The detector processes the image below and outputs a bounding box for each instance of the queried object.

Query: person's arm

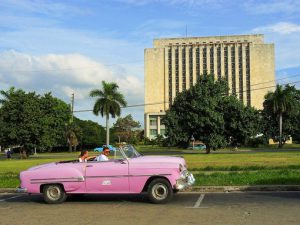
[86,156,96,161]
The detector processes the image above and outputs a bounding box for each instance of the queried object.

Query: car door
[85,159,129,193]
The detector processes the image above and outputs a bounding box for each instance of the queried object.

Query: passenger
[78,150,94,162]
[95,147,110,161]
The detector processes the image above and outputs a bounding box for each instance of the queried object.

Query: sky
[0,0,300,127]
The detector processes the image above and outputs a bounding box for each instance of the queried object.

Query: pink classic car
[18,145,195,204]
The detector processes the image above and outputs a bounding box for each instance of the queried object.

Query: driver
[95,147,110,161]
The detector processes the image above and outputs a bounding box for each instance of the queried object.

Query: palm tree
[90,81,127,145]
[264,85,295,147]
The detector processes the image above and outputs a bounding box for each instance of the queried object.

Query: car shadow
[67,193,149,204]
[12,193,150,204]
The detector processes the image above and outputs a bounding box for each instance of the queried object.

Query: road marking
[193,194,205,208]
[186,194,207,209]
[0,195,22,202]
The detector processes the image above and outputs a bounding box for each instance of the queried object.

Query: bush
[246,137,266,147]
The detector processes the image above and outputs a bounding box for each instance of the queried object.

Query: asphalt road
[0,192,299,225]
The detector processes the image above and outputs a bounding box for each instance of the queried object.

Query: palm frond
[90,81,127,119]
[90,89,104,98]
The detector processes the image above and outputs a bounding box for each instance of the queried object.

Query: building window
[196,47,200,80]
[149,116,157,126]
[231,45,236,96]
[175,48,179,94]
[217,46,221,80]
[246,45,251,106]
[182,47,186,90]
[210,46,214,75]
[224,46,229,95]
[150,129,157,136]
[203,47,207,74]
[189,47,193,86]
[238,45,243,102]
[168,48,172,105]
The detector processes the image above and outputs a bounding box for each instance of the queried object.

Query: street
[0,192,299,225]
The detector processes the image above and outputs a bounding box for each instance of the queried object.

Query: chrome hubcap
[152,183,168,200]
[47,186,61,201]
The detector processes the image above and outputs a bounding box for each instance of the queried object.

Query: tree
[219,96,261,146]
[0,88,42,152]
[163,74,261,153]
[74,117,105,146]
[263,85,297,147]
[90,81,127,145]
[163,74,228,153]
[263,85,299,147]
[39,93,71,151]
[112,114,141,143]
[65,123,82,152]
[0,87,70,154]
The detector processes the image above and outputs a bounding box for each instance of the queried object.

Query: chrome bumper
[174,172,195,190]
[16,187,27,193]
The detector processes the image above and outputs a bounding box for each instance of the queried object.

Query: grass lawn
[194,170,300,186]
[1,150,300,188]
[185,151,300,170]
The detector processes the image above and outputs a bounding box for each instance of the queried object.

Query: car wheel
[43,184,67,204]
[147,178,173,204]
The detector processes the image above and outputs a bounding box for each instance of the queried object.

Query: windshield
[111,148,125,160]
[119,145,141,159]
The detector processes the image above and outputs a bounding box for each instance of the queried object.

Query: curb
[0,188,17,193]
[187,185,300,193]
[1,185,300,194]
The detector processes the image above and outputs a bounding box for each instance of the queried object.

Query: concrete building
[144,34,275,139]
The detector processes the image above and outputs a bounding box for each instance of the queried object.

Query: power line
[73,79,300,113]
[245,74,300,87]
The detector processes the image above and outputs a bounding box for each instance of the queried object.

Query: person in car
[95,147,110,161]
[78,150,94,162]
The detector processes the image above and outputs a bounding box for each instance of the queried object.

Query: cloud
[252,22,300,34]
[0,50,144,108]
[244,0,300,15]
[251,22,300,70]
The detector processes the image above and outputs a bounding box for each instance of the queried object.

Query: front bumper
[174,171,195,190]
[16,187,27,193]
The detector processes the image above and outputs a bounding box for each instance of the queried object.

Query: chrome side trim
[85,174,172,179]
[31,177,82,181]
[30,176,85,184]
[30,180,84,184]
[29,174,172,184]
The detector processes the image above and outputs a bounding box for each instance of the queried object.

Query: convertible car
[18,145,195,204]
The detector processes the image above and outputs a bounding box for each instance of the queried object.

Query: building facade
[144,34,275,139]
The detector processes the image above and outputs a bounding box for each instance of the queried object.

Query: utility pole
[71,93,74,123]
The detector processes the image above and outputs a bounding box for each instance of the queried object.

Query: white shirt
[78,158,87,162]
[95,154,108,162]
